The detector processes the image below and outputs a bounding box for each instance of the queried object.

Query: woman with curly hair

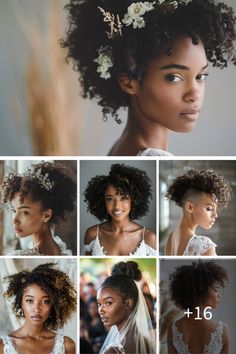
[62,0,236,156]
[167,261,229,354]
[1,161,76,256]
[165,170,232,256]
[83,163,156,256]
[97,261,156,354]
[0,263,77,354]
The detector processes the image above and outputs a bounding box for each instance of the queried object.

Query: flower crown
[95,0,192,79]
[26,167,54,191]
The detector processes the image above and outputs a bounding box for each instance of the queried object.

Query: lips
[180,108,200,115]
[14,227,23,233]
[100,316,109,323]
[112,210,123,215]
[31,315,43,321]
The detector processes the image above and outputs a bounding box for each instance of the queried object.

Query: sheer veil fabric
[99,282,156,354]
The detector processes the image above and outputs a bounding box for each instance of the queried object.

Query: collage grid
[0,156,235,353]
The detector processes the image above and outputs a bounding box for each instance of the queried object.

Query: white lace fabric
[172,320,224,354]
[183,235,217,256]
[102,343,125,354]
[84,226,156,256]
[0,333,65,354]
[137,147,173,156]
[8,236,72,256]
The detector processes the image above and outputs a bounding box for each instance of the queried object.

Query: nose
[114,198,121,208]
[12,213,19,225]
[183,81,203,103]
[33,303,41,313]
[98,304,105,315]
[213,210,218,219]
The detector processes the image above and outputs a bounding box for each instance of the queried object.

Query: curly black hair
[99,261,142,307]
[169,261,228,310]
[3,263,77,330]
[61,0,236,121]
[166,169,231,211]
[1,161,77,224]
[84,163,152,221]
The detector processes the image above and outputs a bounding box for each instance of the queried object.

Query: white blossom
[94,46,113,80]
[122,2,155,29]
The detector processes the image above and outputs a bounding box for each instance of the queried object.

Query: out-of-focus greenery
[80,257,156,282]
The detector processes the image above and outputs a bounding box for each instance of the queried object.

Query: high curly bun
[100,261,142,306]
[166,169,231,211]
[112,261,142,281]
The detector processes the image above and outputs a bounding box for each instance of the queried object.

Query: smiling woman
[0,263,77,354]
[62,0,236,155]
[83,163,156,256]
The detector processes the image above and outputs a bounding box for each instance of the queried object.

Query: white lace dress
[137,148,173,156]
[84,226,156,256]
[8,236,72,256]
[100,343,125,354]
[183,235,217,256]
[0,333,65,354]
[172,320,224,354]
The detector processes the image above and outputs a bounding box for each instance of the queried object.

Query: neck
[31,225,53,248]
[178,213,198,237]
[109,105,169,155]
[109,218,132,232]
[20,323,46,339]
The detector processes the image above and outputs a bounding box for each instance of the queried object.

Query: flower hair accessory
[26,167,54,191]
[122,2,155,29]
[98,7,122,39]
[94,46,113,79]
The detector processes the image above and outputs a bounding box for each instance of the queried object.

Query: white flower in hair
[94,46,113,80]
[122,2,155,29]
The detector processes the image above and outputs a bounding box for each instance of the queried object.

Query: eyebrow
[16,205,31,210]
[160,63,209,71]
[98,296,114,301]
[24,295,50,298]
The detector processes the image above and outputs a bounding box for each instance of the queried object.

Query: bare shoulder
[84,225,98,244]
[144,228,156,249]
[0,339,4,354]
[64,336,76,354]
[202,245,217,256]
[165,232,173,255]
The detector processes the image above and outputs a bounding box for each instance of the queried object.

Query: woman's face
[11,192,52,237]
[21,283,52,326]
[131,36,208,132]
[104,185,131,221]
[190,193,218,229]
[204,285,221,309]
[97,287,131,330]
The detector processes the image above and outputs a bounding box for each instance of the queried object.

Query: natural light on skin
[117,36,209,154]
[104,185,132,222]
[21,284,52,326]
[189,193,218,230]
[11,192,51,238]
[97,287,131,330]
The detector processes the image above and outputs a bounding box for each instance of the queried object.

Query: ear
[125,298,134,311]
[43,209,53,223]
[184,201,194,213]
[118,74,139,95]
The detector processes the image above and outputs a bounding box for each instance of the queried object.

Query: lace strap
[172,321,191,354]
[84,239,96,252]
[51,333,65,354]
[142,226,146,240]
[0,336,18,354]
